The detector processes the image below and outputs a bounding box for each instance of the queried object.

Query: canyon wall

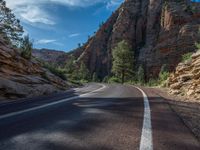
[73,0,200,80]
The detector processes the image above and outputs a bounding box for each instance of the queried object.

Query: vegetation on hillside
[0,0,23,46]
[182,52,193,62]
[20,35,33,60]
[0,0,34,60]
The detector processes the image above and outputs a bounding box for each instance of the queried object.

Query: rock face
[33,49,68,66]
[73,0,200,80]
[168,50,200,100]
[0,39,69,100]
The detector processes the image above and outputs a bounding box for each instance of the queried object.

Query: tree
[65,55,76,74]
[20,35,33,59]
[137,65,145,84]
[78,43,81,48]
[79,62,90,81]
[0,0,23,46]
[159,64,169,82]
[112,40,134,83]
[92,72,99,82]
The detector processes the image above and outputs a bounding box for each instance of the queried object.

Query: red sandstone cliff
[72,0,200,80]
[0,38,69,100]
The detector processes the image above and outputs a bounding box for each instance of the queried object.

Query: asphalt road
[0,83,199,150]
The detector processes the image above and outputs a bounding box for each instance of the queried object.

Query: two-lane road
[0,84,199,150]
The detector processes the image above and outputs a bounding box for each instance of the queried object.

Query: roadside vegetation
[182,52,193,62]
[0,0,33,60]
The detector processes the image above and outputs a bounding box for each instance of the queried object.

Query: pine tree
[0,0,23,46]
[112,40,134,83]
[20,35,33,60]
[137,65,145,84]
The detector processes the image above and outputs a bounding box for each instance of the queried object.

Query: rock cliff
[72,0,200,80]
[0,38,69,100]
[168,50,200,100]
[32,49,67,65]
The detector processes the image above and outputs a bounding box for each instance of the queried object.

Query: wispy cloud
[5,0,56,25]
[5,0,123,25]
[68,33,80,38]
[36,39,57,44]
[106,0,123,9]
[19,6,55,25]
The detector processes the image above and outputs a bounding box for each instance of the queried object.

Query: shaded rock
[0,38,69,100]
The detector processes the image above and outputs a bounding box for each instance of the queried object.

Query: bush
[195,42,200,50]
[20,35,32,60]
[92,72,99,82]
[158,64,170,86]
[159,71,169,82]
[146,78,159,87]
[108,76,121,83]
[182,52,193,62]
[43,63,67,80]
[102,76,109,83]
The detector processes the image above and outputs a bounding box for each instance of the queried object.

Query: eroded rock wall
[168,51,200,100]
[0,38,69,100]
[74,0,200,80]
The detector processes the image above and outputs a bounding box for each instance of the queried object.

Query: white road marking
[0,84,107,120]
[133,86,153,150]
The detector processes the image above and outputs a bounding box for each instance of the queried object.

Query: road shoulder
[139,87,200,150]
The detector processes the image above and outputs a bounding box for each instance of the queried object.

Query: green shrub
[102,76,109,83]
[159,71,169,82]
[43,63,67,80]
[146,78,159,87]
[159,64,170,83]
[182,52,193,62]
[20,35,32,60]
[92,72,99,82]
[108,76,121,83]
[195,42,200,50]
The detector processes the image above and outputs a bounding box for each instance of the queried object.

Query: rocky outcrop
[168,50,200,100]
[0,39,69,100]
[72,0,200,80]
[33,49,68,66]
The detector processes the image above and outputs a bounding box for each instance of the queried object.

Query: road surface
[0,83,199,150]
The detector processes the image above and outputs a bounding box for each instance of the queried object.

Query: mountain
[32,49,68,66]
[71,0,200,80]
[0,38,69,100]
[33,49,66,63]
[32,47,85,66]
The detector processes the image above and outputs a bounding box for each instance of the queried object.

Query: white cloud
[68,33,80,38]
[36,39,57,44]
[19,6,55,25]
[5,0,55,25]
[5,0,123,25]
[106,0,123,9]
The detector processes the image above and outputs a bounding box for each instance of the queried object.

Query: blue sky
[5,0,123,51]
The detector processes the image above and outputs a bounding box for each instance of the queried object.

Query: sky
[5,0,124,51]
